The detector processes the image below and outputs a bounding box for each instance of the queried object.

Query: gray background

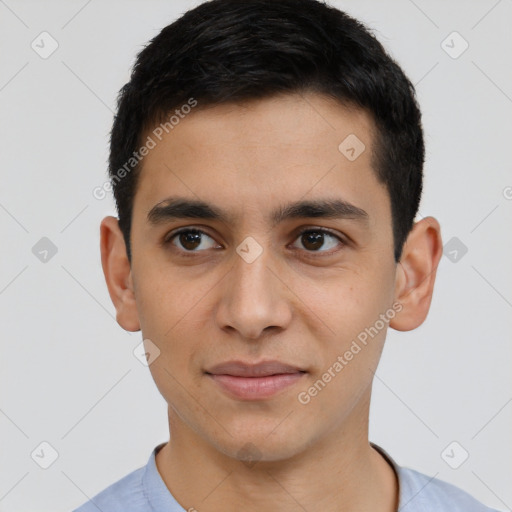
[0,0,511,511]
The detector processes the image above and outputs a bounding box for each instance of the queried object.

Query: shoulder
[72,443,186,512]
[371,443,501,512]
[397,465,501,512]
[72,464,147,512]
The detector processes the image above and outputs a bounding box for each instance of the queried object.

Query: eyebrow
[147,196,369,228]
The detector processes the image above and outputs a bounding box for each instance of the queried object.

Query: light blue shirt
[73,443,500,511]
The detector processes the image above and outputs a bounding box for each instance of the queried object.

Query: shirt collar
[145,442,412,512]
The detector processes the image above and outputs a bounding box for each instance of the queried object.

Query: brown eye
[292,228,344,253]
[178,231,202,250]
[301,231,325,251]
[165,229,218,252]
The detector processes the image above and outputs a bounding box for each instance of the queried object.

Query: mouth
[205,360,307,400]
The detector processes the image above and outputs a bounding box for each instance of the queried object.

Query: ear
[390,216,443,332]
[100,216,141,332]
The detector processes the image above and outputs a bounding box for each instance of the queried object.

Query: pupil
[181,232,201,250]
[303,232,323,250]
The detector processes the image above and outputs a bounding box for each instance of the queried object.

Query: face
[124,93,403,461]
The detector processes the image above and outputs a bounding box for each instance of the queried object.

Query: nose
[214,243,293,341]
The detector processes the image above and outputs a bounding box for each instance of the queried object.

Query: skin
[100,92,443,512]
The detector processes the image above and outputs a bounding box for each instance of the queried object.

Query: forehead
[133,92,389,231]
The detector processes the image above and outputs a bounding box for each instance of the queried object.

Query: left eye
[291,229,343,253]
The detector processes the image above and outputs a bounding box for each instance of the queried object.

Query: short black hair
[109,0,424,263]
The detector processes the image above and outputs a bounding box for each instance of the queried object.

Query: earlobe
[389,216,443,332]
[100,216,141,332]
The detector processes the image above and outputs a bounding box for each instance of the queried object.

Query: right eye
[164,228,220,253]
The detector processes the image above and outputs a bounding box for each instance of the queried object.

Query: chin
[207,420,314,464]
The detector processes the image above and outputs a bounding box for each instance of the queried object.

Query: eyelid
[162,226,219,248]
[293,225,346,241]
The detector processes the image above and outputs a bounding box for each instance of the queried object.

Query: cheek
[133,273,201,385]
[293,264,395,408]
[134,258,212,336]
[141,313,203,415]
[297,266,392,341]
[296,288,391,423]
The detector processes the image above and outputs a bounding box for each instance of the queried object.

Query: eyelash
[162,226,346,257]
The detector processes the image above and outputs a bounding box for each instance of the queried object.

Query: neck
[155,389,398,512]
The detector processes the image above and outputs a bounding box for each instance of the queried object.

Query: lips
[206,360,305,377]
[205,360,306,400]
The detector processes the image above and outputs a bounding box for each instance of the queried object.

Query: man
[75,0,499,510]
